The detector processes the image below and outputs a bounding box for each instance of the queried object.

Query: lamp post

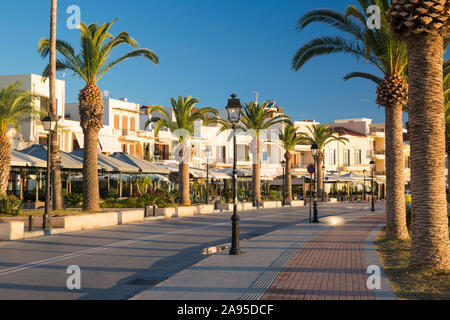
[370,160,376,212]
[226,94,243,255]
[281,160,286,207]
[322,164,325,202]
[363,169,367,202]
[204,147,212,205]
[311,143,319,223]
[42,115,56,231]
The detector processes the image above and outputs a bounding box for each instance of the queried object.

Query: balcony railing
[113,129,138,137]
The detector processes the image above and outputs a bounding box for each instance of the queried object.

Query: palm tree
[300,125,349,199]
[390,0,450,269]
[144,96,218,206]
[38,19,159,211]
[278,122,307,201]
[292,0,410,240]
[0,82,35,195]
[444,54,449,201]
[47,0,65,210]
[218,102,289,203]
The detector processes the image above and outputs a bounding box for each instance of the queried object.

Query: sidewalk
[132,208,396,300]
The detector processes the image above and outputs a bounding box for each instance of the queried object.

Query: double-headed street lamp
[42,114,57,231]
[281,160,286,207]
[311,143,319,223]
[226,94,242,256]
[370,160,376,212]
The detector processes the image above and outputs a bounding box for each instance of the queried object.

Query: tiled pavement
[261,214,385,300]
[132,207,396,300]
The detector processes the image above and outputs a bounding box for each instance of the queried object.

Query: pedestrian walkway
[132,207,396,300]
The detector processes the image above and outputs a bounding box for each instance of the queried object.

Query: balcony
[113,129,139,138]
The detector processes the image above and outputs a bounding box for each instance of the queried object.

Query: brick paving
[261,213,385,300]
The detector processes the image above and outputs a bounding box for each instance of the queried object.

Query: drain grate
[126,278,166,286]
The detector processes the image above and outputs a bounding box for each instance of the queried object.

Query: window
[122,115,128,130]
[122,144,127,153]
[237,145,250,162]
[130,117,136,131]
[129,144,135,156]
[344,149,351,166]
[329,149,336,165]
[114,115,120,129]
[355,149,362,165]
[216,146,226,163]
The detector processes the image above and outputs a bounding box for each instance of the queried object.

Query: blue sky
[0,0,447,124]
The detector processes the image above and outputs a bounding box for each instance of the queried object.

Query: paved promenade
[133,204,396,300]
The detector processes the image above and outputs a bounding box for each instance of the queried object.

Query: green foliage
[0,81,37,137]
[101,188,118,200]
[224,190,233,203]
[38,19,159,85]
[65,193,82,208]
[100,189,177,209]
[0,195,22,216]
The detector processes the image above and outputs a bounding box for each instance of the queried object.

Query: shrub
[65,193,82,208]
[0,195,22,216]
[101,188,118,200]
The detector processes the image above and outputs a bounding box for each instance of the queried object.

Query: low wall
[0,221,24,241]
[176,206,197,217]
[287,200,305,207]
[118,210,144,225]
[63,212,118,232]
[156,207,176,219]
[197,205,215,215]
[0,216,65,229]
[261,201,281,209]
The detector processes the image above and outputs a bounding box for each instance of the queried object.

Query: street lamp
[363,169,367,202]
[226,94,242,255]
[311,143,319,223]
[42,115,57,231]
[281,160,286,207]
[370,160,376,212]
[204,147,212,205]
[322,164,325,202]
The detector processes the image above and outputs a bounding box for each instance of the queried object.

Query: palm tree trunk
[0,135,11,196]
[253,139,261,202]
[407,33,450,269]
[49,0,65,210]
[316,152,324,200]
[82,128,100,211]
[180,162,190,206]
[285,152,293,201]
[385,104,409,239]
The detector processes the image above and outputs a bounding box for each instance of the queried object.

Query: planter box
[261,201,280,209]
[287,200,305,207]
[176,206,197,217]
[217,204,233,211]
[118,210,144,225]
[0,221,24,241]
[156,207,176,219]
[197,205,215,215]
[239,203,254,211]
[63,212,118,232]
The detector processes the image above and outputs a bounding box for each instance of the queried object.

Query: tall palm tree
[390,0,450,269]
[38,19,159,211]
[299,125,349,199]
[278,122,307,201]
[0,82,35,195]
[144,96,218,206]
[218,102,289,203]
[292,0,410,240]
[47,0,65,210]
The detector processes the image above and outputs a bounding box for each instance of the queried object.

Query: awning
[18,144,84,170]
[99,136,122,154]
[10,150,46,168]
[109,152,170,174]
[70,149,139,173]
[75,133,84,149]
